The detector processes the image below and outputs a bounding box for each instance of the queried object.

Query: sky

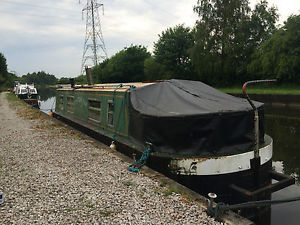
[0,0,299,78]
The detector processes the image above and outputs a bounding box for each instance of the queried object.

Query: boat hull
[23,98,39,106]
[53,111,273,203]
[171,160,272,203]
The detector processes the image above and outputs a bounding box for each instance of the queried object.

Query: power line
[0,8,80,23]
[143,0,178,19]
[0,0,79,14]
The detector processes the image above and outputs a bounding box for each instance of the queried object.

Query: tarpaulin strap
[128,142,152,173]
[122,85,136,106]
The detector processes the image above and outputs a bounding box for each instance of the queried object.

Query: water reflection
[38,87,56,101]
[265,104,300,118]
[265,110,300,183]
[264,105,300,225]
[37,87,56,114]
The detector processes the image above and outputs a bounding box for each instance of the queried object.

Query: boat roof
[130,79,263,116]
[57,82,156,92]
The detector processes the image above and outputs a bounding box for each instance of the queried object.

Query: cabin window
[29,89,36,94]
[88,99,101,123]
[59,95,64,111]
[66,96,74,113]
[107,100,114,127]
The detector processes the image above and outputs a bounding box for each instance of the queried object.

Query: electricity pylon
[81,0,107,74]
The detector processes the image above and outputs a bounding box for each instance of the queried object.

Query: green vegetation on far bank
[220,85,300,95]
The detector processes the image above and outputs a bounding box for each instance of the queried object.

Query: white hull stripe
[168,141,273,176]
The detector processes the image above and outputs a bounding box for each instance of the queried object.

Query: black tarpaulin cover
[129,79,265,157]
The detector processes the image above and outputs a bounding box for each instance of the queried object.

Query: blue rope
[0,193,4,205]
[128,143,152,173]
[122,85,136,106]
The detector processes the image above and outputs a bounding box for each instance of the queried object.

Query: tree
[20,71,57,86]
[5,72,18,87]
[92,45,151,83]
[0,52,8,86]
[248,15,300,83]
[250,0,278,46]
[92,58,109,83]
[57,77,71,84]
[191,0,278,85]
[144,56,169,81]
[74,75,87,84]
[153,25,195,79]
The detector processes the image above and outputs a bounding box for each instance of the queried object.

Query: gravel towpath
[0,92,224,225]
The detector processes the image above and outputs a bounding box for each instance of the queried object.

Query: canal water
[265,105,300,225]
[38,88,300,225]
[38,87,56,114]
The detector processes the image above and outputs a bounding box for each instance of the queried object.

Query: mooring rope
[128,142,152,173]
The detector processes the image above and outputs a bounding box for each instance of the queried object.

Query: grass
[182,194,193,202]
[162,189,174,196]
[34,122,62,130]
[66,207,73,212]
[91,153,98,157]
[159,181,166,187]
[0,86,10,92]
[6,93,45,120]
[153,189,160,194]
[5,93,83,139]
[162,185,181,196]
[123,180,133,187]
[219,84,300,95]
[18,108,44,120]
[100,210,114,217]
[86,203,94,209]
[6,93,24,106]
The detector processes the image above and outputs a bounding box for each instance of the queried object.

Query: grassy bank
[0,86,10,92]
[219,84,300,95]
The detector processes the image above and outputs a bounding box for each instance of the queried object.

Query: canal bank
[0,92,251,225]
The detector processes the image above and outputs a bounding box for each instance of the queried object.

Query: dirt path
[0,93,224,225]
[0,92,31,134]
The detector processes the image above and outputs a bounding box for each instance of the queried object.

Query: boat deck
[58,82,155,92]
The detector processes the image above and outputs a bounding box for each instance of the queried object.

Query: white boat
[15,83,39,106]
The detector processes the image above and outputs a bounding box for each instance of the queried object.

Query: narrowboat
[53,79,294,202]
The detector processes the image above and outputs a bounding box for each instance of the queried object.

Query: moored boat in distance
[15,83,39,106]
[53,78,294,204]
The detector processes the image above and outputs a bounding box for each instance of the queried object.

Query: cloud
[0,0,299,78]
